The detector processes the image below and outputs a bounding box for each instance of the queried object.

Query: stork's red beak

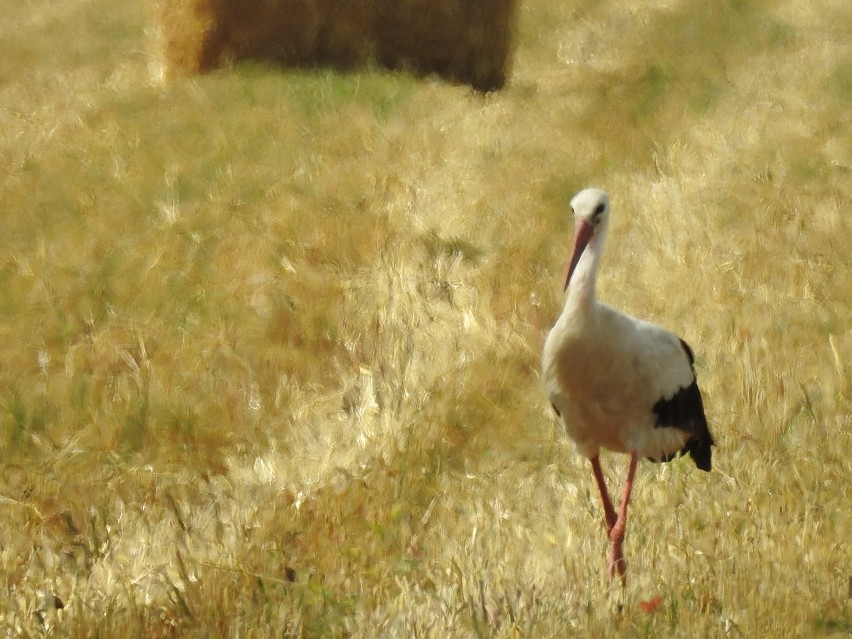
[563,220,595,291]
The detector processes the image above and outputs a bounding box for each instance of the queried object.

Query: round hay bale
[153,0,518,91]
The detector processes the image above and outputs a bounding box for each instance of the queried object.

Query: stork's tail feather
[685,433,714,472]
[651,430,714,471]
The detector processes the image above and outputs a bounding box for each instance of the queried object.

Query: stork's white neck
[564,225,606,314]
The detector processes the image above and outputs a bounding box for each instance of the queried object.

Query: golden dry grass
[0,0,850,636]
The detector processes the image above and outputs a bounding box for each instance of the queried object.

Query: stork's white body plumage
[544,303,696,461]
[543,188,713,583]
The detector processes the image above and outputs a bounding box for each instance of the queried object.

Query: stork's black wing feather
[651,338,715,471]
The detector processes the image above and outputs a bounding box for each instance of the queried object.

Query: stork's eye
[593,203,606,217]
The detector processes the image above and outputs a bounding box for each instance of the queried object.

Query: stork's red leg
[590,456,617,534]
[608,451,639,583]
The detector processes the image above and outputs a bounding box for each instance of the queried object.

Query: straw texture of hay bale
[154,0,517,91]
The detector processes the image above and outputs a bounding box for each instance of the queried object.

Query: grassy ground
[1,0,850,636]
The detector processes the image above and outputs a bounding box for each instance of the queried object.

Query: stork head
[563,188,610,291]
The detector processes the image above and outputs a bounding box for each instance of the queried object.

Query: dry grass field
[1,0,850,636]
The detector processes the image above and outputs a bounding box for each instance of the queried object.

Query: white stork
[542,188,714,583]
